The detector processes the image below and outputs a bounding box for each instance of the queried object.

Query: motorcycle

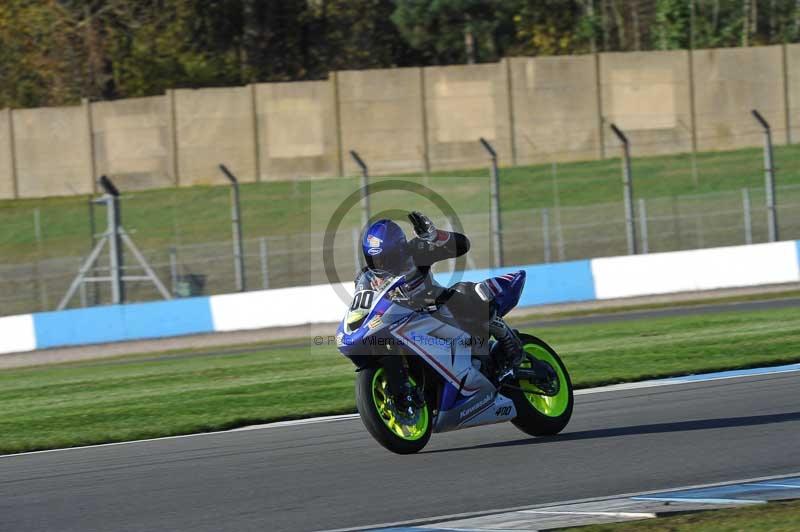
[336,268,573,454]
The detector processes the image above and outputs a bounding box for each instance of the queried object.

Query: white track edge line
[2,363,798,459]
[520,510,657,518]
[314,471,800,532]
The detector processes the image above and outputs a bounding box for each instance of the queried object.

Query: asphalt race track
[2,370,799,532]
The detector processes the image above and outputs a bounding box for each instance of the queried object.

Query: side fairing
[390,314,487,397]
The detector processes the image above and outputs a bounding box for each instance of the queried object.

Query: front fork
[380,353,408,400]
[380,352,426,410]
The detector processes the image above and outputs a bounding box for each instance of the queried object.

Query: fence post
[609,123,637,254]
[751,110,778,242]
[78,258,87,307]
[741,188,753,245]
[99,177,124,304]
[59,176,170,310]
[169,246,178,296]
[551,162,566,261]
[671,196,682,249]
[87,195,100,305]
[259,237,270,289]
[638,198,649,254]
[555,210,566,262]
[541,208,551,263]
[350,150,370,229]
[352,227,362,274]
[695,213,705,248]
[32,208,46,310]
[219,164,246,291]
[479,137,503,268]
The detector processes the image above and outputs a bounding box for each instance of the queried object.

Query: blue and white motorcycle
[336,269,573,454]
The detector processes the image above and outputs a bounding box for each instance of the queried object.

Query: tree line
[2,1,799,109]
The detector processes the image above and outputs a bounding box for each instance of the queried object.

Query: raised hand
[408,211,436,241]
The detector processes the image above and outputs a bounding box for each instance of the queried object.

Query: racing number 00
[350,290,374,311]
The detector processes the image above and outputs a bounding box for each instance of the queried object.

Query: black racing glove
[408,211,437,242]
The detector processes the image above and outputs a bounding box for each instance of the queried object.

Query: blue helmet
[362,219,413,275]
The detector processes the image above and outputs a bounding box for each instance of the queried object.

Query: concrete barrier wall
[174,87,257,186]
[601,50,693,157]
[255,80,339,180]
[338,67,426,175]
[3,240,799,355]
[91,95,173,190]
[2,44,798,198]
[14,105,94,197]
[425,63,512,170]
[510,55,600,165]
[693,46,786,151]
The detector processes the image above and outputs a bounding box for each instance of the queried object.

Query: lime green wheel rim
[371,368,429,441]
[519,344,570,417]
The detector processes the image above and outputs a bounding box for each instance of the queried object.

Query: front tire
[354,366,432,454]
[507,334,573,437]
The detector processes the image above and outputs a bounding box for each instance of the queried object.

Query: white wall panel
[0,314,36,354]
[209,283,351,332]
[591,241,800,300]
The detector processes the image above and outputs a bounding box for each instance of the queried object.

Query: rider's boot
[487,315,556,384]
[487,314,524,368]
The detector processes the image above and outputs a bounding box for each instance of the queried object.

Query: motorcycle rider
[359,211,547,415]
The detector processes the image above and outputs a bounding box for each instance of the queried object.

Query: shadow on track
[422,411,800,454]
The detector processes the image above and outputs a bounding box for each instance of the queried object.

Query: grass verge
[1,305,799,454]
[507,288,800,323]
[563,499,800,531]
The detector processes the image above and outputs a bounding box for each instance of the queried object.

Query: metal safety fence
[3,183,800,317]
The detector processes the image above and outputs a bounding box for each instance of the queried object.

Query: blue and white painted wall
[1,240,799,355]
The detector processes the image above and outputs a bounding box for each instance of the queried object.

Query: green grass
[2,143,799,262]
[508,289,800,322]
[1,305,799,455]
[563,499,800,531]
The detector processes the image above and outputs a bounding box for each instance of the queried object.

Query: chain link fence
[3,182,800,317]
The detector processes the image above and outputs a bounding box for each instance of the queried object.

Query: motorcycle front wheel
[354,366,432,454]
[507,333,574,437]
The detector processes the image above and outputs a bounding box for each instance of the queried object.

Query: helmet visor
[365,247,413,276]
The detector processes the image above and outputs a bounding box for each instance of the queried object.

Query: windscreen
[346,270,406,332]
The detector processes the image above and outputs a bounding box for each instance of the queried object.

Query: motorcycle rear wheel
[354,366,432,454]
[507,334,574,436]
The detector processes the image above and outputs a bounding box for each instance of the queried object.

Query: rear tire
[354,366,432,454]
[507,334,573,437]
